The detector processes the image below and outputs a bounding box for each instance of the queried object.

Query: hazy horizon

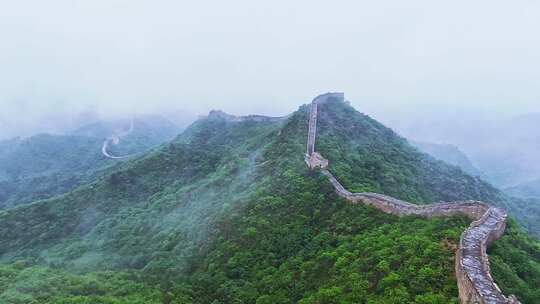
[1,0,539,140]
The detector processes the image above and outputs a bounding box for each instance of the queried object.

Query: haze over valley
[1,1,539,303]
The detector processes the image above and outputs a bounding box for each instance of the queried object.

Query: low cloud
[1,0,539,139]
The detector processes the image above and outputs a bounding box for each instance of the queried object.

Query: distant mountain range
[398,111,540,204]
[0,98,538,303]
[411,141,483,177]
[474,112,540,188]
[506,178,540,199]
[0,115,180,209]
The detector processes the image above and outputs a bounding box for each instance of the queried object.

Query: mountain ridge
[0,115,179,209]
[506,179,540,199]
[411,140,483,177]
[0,95,538,303]
[305,92,519,303]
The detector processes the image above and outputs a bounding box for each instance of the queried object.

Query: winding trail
[305,93,521,304]
[101,118,135,159]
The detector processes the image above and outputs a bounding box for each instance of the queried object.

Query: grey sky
[1,0,539,139]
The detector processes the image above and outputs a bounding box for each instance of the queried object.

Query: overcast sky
[1,0,539,139]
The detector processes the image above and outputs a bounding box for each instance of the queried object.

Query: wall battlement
[306,94,521,304]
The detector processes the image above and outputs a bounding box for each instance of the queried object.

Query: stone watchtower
[305,92,345,169]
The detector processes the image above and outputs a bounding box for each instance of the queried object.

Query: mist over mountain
[506,179,540,200]
[2,0,540,142]
[1,1,540,303]
[390,111,540,187]
[0,106,196,141]
[0,98,538,303]
[0,115,180,209]
[410,141,483,177]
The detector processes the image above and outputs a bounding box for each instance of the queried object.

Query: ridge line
[305,93,521,304]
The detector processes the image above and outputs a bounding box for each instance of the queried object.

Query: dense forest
[0,101,538,303]
[315,101,540,237]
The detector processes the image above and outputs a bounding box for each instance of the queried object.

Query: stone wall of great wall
[305,93,521,304]
[307,102,319,156]
[101,118,135,159]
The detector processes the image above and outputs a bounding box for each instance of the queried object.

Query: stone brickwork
[306,93,521,304]
[305,152,328,170]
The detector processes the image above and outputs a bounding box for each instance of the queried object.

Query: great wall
[207,110,284,123]
[305,93,521,304]
[101,118,135,159]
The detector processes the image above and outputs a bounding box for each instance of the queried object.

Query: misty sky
[1,0,539,139]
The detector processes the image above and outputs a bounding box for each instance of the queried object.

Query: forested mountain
[0,115,180,209]
[411,141,483,177]
[506,179,540,199]
[479,113,540,187]
[73,115,180,157]
[0,100,538,303]
[314,101,540,239]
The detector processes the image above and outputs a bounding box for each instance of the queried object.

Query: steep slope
[393,112,540,189]
[314,98,540,238]
[467,113,540,188]
[501,196,540,236]
[0,98,538,303]
[74,115,180,158]
[185,99,538,304]
[411,141,483,177]
[307,94,519,303]
[0,115,180,209]
[315,99,507,205]
[0,134,112,209]
[506,179,540,199]
[0,113,284,274]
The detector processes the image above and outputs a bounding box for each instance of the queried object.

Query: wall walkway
[306,93,521,304]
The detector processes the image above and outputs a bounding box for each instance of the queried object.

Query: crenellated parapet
[306,94,521,304]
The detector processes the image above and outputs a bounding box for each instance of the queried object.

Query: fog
[1,0,539,141]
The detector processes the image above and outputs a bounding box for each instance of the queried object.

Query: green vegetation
[411,141,482,177]
[0,134,110,209]
[506,179,540,199]
[315,100,505,204]
[504,197,540,237]
[489,220,540,303]
[0,262,168,304]
[315,100,540,237]
[0,116,179,209]
[187,167,469,303]
[0,115,283,274]
[0,102,538,303]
